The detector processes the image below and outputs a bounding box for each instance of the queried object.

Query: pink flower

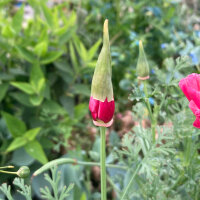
[89,20,115,127]
[89,96,115,127]
[179,73,200,128]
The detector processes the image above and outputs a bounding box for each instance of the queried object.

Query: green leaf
[0,83,9,102]
[24,127,41,141]
[73,84,90,96]
[88,39,102,61]
[2,112,26,137]
[24,140,48,164]
[79,42,88,62]
[0,0,11,7]
[42,100,66,114]
[15,46,36,63]
[74,103,88,122]
[34,41,48,57]
[12,5,24,34]
[59,26,76,44]
[11,82,35,95]
[54,61,74,75]
[41,51,63,64]
[30,64,45,93]
[6,137,27,152]
[10,92,33,107]
[1,25,15,38]
[69,42,78,73]
[29,94,44,106]
[11,148,35,166]
[40,2,54,28]
[80,193,87,200]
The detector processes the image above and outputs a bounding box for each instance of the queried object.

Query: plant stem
[0,166,14,169]
[100,127,107,200]
[121,162,142,200]
[33,158,127,177]
[143,80,156,143]
[0,170,17,175]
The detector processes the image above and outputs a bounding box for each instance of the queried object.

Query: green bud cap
[17,166,30,178]
[136,40,150,80]
[91,19,113,102]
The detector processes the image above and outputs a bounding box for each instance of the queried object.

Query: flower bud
[136,40,150,80]
[17,166,30,178]
[89,19,115,127]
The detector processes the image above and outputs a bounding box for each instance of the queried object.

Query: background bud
[17,166,30,178]
[136,40,150,80]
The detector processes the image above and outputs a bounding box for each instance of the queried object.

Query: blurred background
[0,0,200,199]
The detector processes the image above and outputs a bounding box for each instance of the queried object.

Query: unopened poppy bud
[89,19,115,127]
[136,40,150,80]
[17,166,30,178]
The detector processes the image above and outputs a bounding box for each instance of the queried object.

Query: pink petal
[193,118,200,129]
[187,89,200,109]
[189,100,200,117]
[179,73,200,101]
[98,98,115,123]
[89,97,99,121]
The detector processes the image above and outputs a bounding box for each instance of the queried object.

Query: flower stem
[0,166,14,169]
[33,158,127,177]
[121,162,142,199]
[143,80,156,143]
[0,170,17,175]
[100,126,107,200]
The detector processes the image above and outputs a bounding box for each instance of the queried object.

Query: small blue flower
[135,40,139,46]
[139,84,144,91]
[161,43,167,49]
[151,69,155,74]
[15,2,22,7]
[129,31,137,41]
[189,52,199,65]
[149,97,154,105]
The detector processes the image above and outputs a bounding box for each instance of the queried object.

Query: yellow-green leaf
[25,140,48,164]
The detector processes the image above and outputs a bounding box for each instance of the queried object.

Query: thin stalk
[100,127,107,200]
[121,162,142,200]
[0,170,17,175]
[0,166,14,169]
[143,80,156,143]
[33,158,127,177]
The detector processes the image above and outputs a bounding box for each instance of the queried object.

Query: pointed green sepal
[91,19,113,102]
[136,40,150,80]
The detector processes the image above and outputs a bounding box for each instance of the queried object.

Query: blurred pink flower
[179,73,200,128]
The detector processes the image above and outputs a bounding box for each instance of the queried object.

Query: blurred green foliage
[0,0,200,199]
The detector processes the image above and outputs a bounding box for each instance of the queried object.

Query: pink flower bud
[89,97,115,127]
[89,19,115,127]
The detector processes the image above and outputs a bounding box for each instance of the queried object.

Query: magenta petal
[189,100,200,117]
[89,97,99,121]
[98,98,115,123]
[179,73,200,101]
[187,89,200,109]
[193,118,200,129]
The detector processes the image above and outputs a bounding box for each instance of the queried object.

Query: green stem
[121,162,142,200]
[100,127,107,200]
[143,80,156,143]
[33,158,127,177]
[0,170,17,175]
[0,166,14,169]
